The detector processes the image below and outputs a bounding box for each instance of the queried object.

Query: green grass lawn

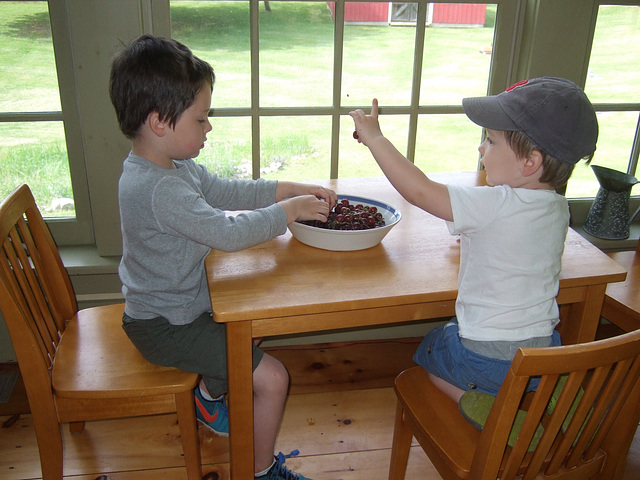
[1,1,639,213]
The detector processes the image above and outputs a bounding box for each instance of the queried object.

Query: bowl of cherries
[288,194,402,251]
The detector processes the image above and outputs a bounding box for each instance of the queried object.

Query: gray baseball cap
[462,77,598,164]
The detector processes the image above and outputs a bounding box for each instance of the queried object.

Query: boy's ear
[147,112,167,137]
[522,149,544,177]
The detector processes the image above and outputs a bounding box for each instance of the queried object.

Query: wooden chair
[0,185,202,480]
[601,239,640,332]
[389,329,640,480]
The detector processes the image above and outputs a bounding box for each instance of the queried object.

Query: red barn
[326,2,487,26]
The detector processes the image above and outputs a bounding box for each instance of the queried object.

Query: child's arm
[350,99,453,222]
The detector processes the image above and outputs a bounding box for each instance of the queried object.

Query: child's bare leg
[253,353,290,473]
[428,372,465,404]
[198,378,213,396]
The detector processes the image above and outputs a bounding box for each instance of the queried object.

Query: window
[170,1,514,181]
[171,0,640,202]
[0,0,92,245]
[1,1,637,256]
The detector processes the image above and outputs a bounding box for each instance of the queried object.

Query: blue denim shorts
[413,319,561,395]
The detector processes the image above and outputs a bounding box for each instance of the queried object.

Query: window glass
[420,3,495,106]
[0,1,73,217]
[585,5,640,105]
[260,2,334,108]
[0,2,61,112]
[0,122,73,216]
[415,115,482,173]
[171,1,251,108]
[198,117,252,179]
[339,114,408,179]
[342,3,415,107]
[260,116,333,180]
[573,4,640,199]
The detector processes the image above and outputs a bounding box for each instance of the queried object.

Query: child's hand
[279,195,332,225]
[349,98,383,147]
[276,182,337,210]
[300,185,337,210]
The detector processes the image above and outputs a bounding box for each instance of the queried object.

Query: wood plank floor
[1,337,639,480]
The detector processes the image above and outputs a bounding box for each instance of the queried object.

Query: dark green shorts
[122,311,264,397]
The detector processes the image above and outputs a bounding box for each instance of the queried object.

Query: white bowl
[288,195,402,251]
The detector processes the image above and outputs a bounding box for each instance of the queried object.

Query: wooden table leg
[226,321,255,480]
[559,284,607,344]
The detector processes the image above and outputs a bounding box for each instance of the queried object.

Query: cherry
[297,198,386,231]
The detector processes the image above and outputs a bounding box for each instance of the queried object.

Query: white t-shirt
[446,184,569,342]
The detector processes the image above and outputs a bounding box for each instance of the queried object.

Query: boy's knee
[270,359,289,391]
[254,354,289,394]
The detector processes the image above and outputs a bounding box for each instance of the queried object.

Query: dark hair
[109,35,215,139]
[503,130,593,190]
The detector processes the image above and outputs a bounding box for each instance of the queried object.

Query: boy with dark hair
[110,34,335,479]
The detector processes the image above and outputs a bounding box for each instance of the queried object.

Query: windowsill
[569,197,640,253]
[573,224,640,252]
[58,245,120,275]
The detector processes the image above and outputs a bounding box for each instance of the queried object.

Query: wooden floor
[1,337,639,480]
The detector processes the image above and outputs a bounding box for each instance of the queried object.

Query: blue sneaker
[194,386,229,437]
[256,456,311,480]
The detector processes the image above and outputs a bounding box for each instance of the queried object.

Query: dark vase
[583,165,639,240]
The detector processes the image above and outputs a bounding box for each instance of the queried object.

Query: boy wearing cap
[349,77,598,402]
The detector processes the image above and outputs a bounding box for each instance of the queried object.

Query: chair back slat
[582,356,640,460]
[468,373,529,478]
[546,368,605,473]
[565,361,630,468]
[16,214,68,332]
[527,372,587,477]
[6,223,61,359]
[500,375,557,478]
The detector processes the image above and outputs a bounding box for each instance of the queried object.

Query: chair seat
[603,250,640,332]
[53,303,198,399]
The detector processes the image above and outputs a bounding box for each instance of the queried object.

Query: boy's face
[478,129,524,187]
[165,86,213,161]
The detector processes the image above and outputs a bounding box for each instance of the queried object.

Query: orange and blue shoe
[194,386,229,437]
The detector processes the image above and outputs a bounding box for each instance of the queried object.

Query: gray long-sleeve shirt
[118,153,287,325]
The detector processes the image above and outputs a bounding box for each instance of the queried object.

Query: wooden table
[205,173,627,479]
